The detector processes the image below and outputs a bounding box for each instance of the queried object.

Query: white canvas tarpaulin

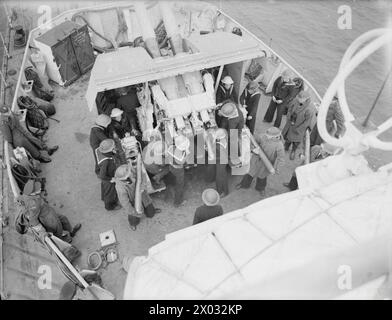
[123,156,392,299]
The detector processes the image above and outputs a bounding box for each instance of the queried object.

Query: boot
[47,145,59,156]
[128,215,141,230]
[70,223,82,237]
[38,155,51,163]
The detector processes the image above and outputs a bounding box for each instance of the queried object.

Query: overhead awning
[86,32,266,111]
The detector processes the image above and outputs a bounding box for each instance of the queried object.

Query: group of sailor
[89,71,346,230]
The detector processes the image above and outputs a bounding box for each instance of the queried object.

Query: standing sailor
[236,127,285,196]
[263,70,293,128]
[115,86,140,136]
[310,95,346,146]
[164,135,190,207]
[205,128,229,197]
[108,108,132,139]
[112,164,161,230]
[90,114,111,174]
[216,75,237,105]
[97,139,121,211]
[240,81,261,134]
[282,90,317,160]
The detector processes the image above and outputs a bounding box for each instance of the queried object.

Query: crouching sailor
[97,139,121,211]
[112,164,161,230]
[236,127,285,196]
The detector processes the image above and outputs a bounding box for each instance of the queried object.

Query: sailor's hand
[272,96,276,102]
[132,129,140,136]
[252,147,261,155]
[113,132,119,139]
[247,116,253,120]
[276,100,283,104]
[270,168,276,175]
[217,103,223,108]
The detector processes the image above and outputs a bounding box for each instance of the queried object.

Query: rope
[362,65,392,127]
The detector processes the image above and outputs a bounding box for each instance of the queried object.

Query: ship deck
[43,73,299,298]
[3,49,300,299]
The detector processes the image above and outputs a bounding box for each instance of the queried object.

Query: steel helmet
[114,164,131,180]
[95,114,111,128]
[202,188,220,206]
[219,102,238,118]
[110,108,123,118]
[215,128,228,140]
[0,104,9,113]
[174,135,190,152]
[265,127,282,139]
[221,75,234,85]
[99,139,115,153]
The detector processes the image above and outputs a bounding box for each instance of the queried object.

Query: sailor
[0,104,58,163]
[193,188,223,225]
[90,114,111,174]
[142,140,169,186]
[240,81,261,134]
[283,142,341,191]
[263,70,294,128]
[216,75,237,105]
[163,135,190,207]
[15,194,81,243]
[97,139,121,211]
[112,164,161,230]
[216,101,244,133]
[115,86,140,136]
[108,108,132,139]
[282,90,317,160]
[205,128,229,197]
[59,270,103,300]
[310,95,346,146]
[236,127,285,196]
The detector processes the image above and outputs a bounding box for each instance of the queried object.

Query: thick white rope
[317,28,392,152]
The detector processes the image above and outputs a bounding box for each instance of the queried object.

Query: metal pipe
[244,127,274,174]
[214,65,224,96]
[304,129,310,164]
[134,153,143,215]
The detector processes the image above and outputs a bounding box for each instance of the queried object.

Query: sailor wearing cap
[163,134,191,207]
[216,75,237,105]
[205,128,229,197]
[193,188,223,225]
[112,164,161,230]
[108,108,132,139]
[97,139,121,211]
[282,90,317,160]
[240,81,261,134]
[90,114,111,174]
[236,127,285,196]
[263,70,294,128]
[283,142,342,191]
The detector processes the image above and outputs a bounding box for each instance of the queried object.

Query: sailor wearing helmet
[112,164,161,230]
[236,127,285,196]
